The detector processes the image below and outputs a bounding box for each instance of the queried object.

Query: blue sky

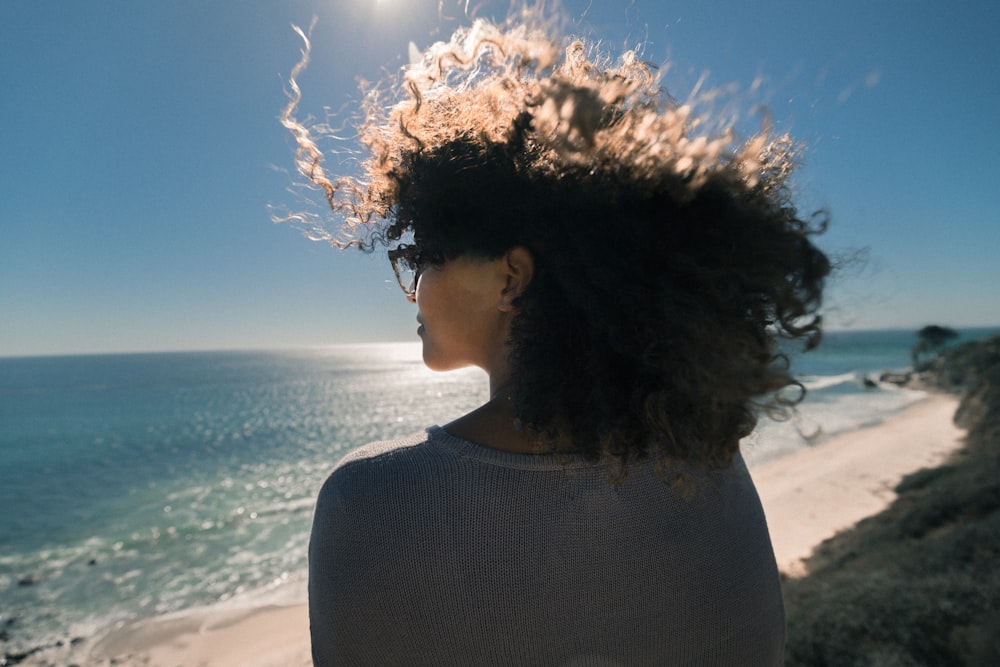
[1,1,997,357]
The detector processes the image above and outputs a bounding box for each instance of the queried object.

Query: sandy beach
[76,394,964,667]
[754,394,965,576]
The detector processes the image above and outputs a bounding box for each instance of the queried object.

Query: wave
[801,372,862,392]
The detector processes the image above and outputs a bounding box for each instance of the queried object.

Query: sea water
[0,328,995,653]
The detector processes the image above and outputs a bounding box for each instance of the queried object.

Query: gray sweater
[309,426,784,666]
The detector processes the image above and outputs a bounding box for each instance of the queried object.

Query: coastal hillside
[782,335,1000,666]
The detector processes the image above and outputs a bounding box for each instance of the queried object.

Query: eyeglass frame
[388,245,438,298]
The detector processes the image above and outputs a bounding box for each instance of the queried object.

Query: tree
[911,325,959,368]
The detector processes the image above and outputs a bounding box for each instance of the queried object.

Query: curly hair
[280,14,831,470]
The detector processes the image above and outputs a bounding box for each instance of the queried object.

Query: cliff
[782,335,1000,666]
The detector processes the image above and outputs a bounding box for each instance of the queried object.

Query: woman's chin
[420,347,445,371]
[421,349,473,373]
[422,356,456,372]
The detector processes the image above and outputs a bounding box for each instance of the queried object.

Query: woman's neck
[444,384,539,454]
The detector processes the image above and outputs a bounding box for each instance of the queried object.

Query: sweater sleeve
[309,465,400,666]
[307,439,442,667]
[308,471,347,667]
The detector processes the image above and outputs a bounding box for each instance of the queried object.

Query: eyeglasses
[388,245,428,299]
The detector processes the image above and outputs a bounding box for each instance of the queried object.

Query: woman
[283,14,829,666]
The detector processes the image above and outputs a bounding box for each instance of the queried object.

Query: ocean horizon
[1,327,997,656]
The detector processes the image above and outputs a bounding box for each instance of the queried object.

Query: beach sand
[754,394,964,577]
[79,394,964,667]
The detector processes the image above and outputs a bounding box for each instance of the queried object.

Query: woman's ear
[498,246,534,312]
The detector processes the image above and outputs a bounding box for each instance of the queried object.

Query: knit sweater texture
[309,426,785,666]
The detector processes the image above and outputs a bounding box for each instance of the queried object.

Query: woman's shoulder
[324,430,437,488]
[332,429,435,469]
[316,428,454,504]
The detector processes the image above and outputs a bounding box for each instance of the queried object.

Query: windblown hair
[281,15,831,470]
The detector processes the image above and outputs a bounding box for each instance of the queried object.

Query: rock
[2,646,42,665]
[920,335,1000,393]
[879,371,912,386]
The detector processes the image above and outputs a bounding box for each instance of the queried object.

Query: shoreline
[27,394,965,667]
[753,393,964,576]
[91,604,311,667]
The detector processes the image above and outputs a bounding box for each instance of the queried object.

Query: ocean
[1,328,996,655]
